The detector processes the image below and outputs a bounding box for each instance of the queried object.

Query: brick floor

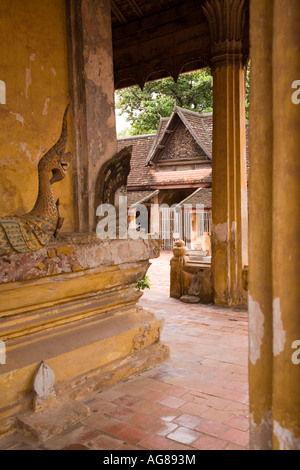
[0,251,250,450]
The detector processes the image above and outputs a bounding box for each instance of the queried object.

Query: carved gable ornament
[146,105,212,166]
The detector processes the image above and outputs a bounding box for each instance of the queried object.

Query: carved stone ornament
[96,145,132,206]
[0,105,71,256]
[202,0,246,65]
[33,361,56,412]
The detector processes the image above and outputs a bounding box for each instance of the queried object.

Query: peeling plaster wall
[0,0,75,231]
[66,0,117,231]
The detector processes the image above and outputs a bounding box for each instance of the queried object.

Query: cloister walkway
[0,252,249,450]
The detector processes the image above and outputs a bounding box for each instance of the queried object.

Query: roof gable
[146,105,212,165]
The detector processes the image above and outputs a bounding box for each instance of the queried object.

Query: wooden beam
[111,0,127,24]
[126,0,144,18]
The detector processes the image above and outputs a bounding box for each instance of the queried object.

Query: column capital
[202,0,245,66]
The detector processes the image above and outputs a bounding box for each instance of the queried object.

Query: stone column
[66,0,117,231]
[202,0,248,306]
[249,0,300,450]
[272,0,300,450]
[248,0,273,450]
[170,240,188,299]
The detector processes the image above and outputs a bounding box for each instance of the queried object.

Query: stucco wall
[0,0,75,231]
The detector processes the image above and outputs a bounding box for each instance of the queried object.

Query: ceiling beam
[126,0,144,18]
[111,0,127,24]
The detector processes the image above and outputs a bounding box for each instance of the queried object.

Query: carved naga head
[38,105,71,184]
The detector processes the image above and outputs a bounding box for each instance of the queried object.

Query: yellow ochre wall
[0,0,75,231]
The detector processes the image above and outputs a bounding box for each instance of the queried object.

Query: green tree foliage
[116,64,250,137]
[116,69,213,136]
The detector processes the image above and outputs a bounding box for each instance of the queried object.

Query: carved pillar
[272,0,300,450]
[248,0,273,450]
[66,0,117,232]
[202,0,248,306]
[249,0,300,450]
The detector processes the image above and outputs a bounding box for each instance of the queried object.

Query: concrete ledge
[17,399,91,442]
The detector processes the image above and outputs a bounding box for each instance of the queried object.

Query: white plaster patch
[20,142,27,151]
[231,221,237,240]
[42,97,50,116]
[25,68,31,99]
[273,297,286,356]
[248,294,264,365]
[29,53,36,61]
[273,420,300,450]
[10,112,24,126]
[51,67,56,76]
[214,222,228,243]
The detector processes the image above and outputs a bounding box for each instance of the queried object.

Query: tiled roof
[150,166,212,186]
[118,134,156,187]
[118,106,249,189]
[178,187,212,208]
[126,190,157,206]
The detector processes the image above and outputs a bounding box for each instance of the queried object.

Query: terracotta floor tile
[141,389,169,402]
[87,398,117,414]
[167,426,201,445]
[192,435,227,450]
[204,396,233,410]
[131,399,163,415]
[179,402,210,417]
[97,418,128,436]
[195,420,228,437]
[113,394,140,407]
[225,443,247,450]
[223,415,249,431]
[128,412,157,429]
[87,434,124,450]
[173,413,203,429]
[164,385,191,397]
[144,378,171,391]
[106,406,136,420]
[61,443,89,450]
[148,419,178,436]
[222,428,249,447]
[200,407,233,424]
[117,444,140,450]
[158,396,187,409]
[152,406,180,422]
[139,435,174,450]
[117,426,149,444]
[168,443,195,450]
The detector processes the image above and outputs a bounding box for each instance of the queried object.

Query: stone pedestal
[0,234,169,438]
[170,241,188,299]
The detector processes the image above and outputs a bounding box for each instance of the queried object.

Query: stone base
[17,399,91,442]
[0,236,167,439]
[180,294,200,303]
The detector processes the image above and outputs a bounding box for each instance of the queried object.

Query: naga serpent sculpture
[0,105,71,256]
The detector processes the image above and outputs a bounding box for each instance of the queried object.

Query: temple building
[0,0,299,450]
[118,106,214,251]
[118,105,248,252]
